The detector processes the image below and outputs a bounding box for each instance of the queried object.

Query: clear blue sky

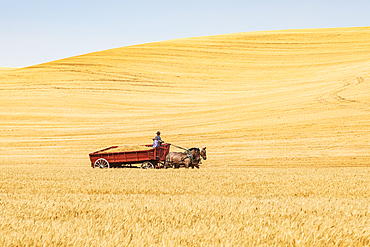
[1,0,369,68]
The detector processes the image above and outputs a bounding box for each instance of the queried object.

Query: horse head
[200,147,207,160]
[190,147,207,160]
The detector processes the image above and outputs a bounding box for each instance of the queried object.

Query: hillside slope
[1,27,370,167]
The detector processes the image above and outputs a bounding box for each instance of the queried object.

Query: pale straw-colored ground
[1,27,370,246]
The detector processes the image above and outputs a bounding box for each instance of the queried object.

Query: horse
[164,147,207,169]
[190,147,207,169]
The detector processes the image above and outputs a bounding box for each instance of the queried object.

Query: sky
[1,0,369,68]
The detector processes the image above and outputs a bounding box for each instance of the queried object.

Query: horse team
[164,147,207,169]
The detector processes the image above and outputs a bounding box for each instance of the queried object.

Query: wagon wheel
[94,158,110,169]
[141,161,154,169]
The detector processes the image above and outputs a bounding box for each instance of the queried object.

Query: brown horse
[164,147,207,169]
[190,147,207,169]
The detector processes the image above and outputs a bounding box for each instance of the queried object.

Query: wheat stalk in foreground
[1,166,369,246]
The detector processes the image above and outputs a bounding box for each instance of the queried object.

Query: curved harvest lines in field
[1,27,370,167]
[318,76,370,110]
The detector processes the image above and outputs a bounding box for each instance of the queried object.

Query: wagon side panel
[121,150,155,163]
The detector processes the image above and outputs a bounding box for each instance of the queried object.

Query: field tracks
[317,77,369,111]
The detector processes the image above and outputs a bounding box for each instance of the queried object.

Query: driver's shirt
[155,135,162,142]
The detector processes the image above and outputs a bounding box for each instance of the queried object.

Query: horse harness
[181,148,200,163]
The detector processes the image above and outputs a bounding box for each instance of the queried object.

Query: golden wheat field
[1,27,370,246]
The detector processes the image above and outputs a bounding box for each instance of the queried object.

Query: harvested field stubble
[1,166,370,246]
[1,27,370,167]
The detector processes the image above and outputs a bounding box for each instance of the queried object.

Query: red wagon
[89,143,171,169]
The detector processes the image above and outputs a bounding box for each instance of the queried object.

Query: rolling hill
[1,27,370,167]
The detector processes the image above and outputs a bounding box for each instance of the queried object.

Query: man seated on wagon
[153,138,160,148]
[154,131,163,146]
